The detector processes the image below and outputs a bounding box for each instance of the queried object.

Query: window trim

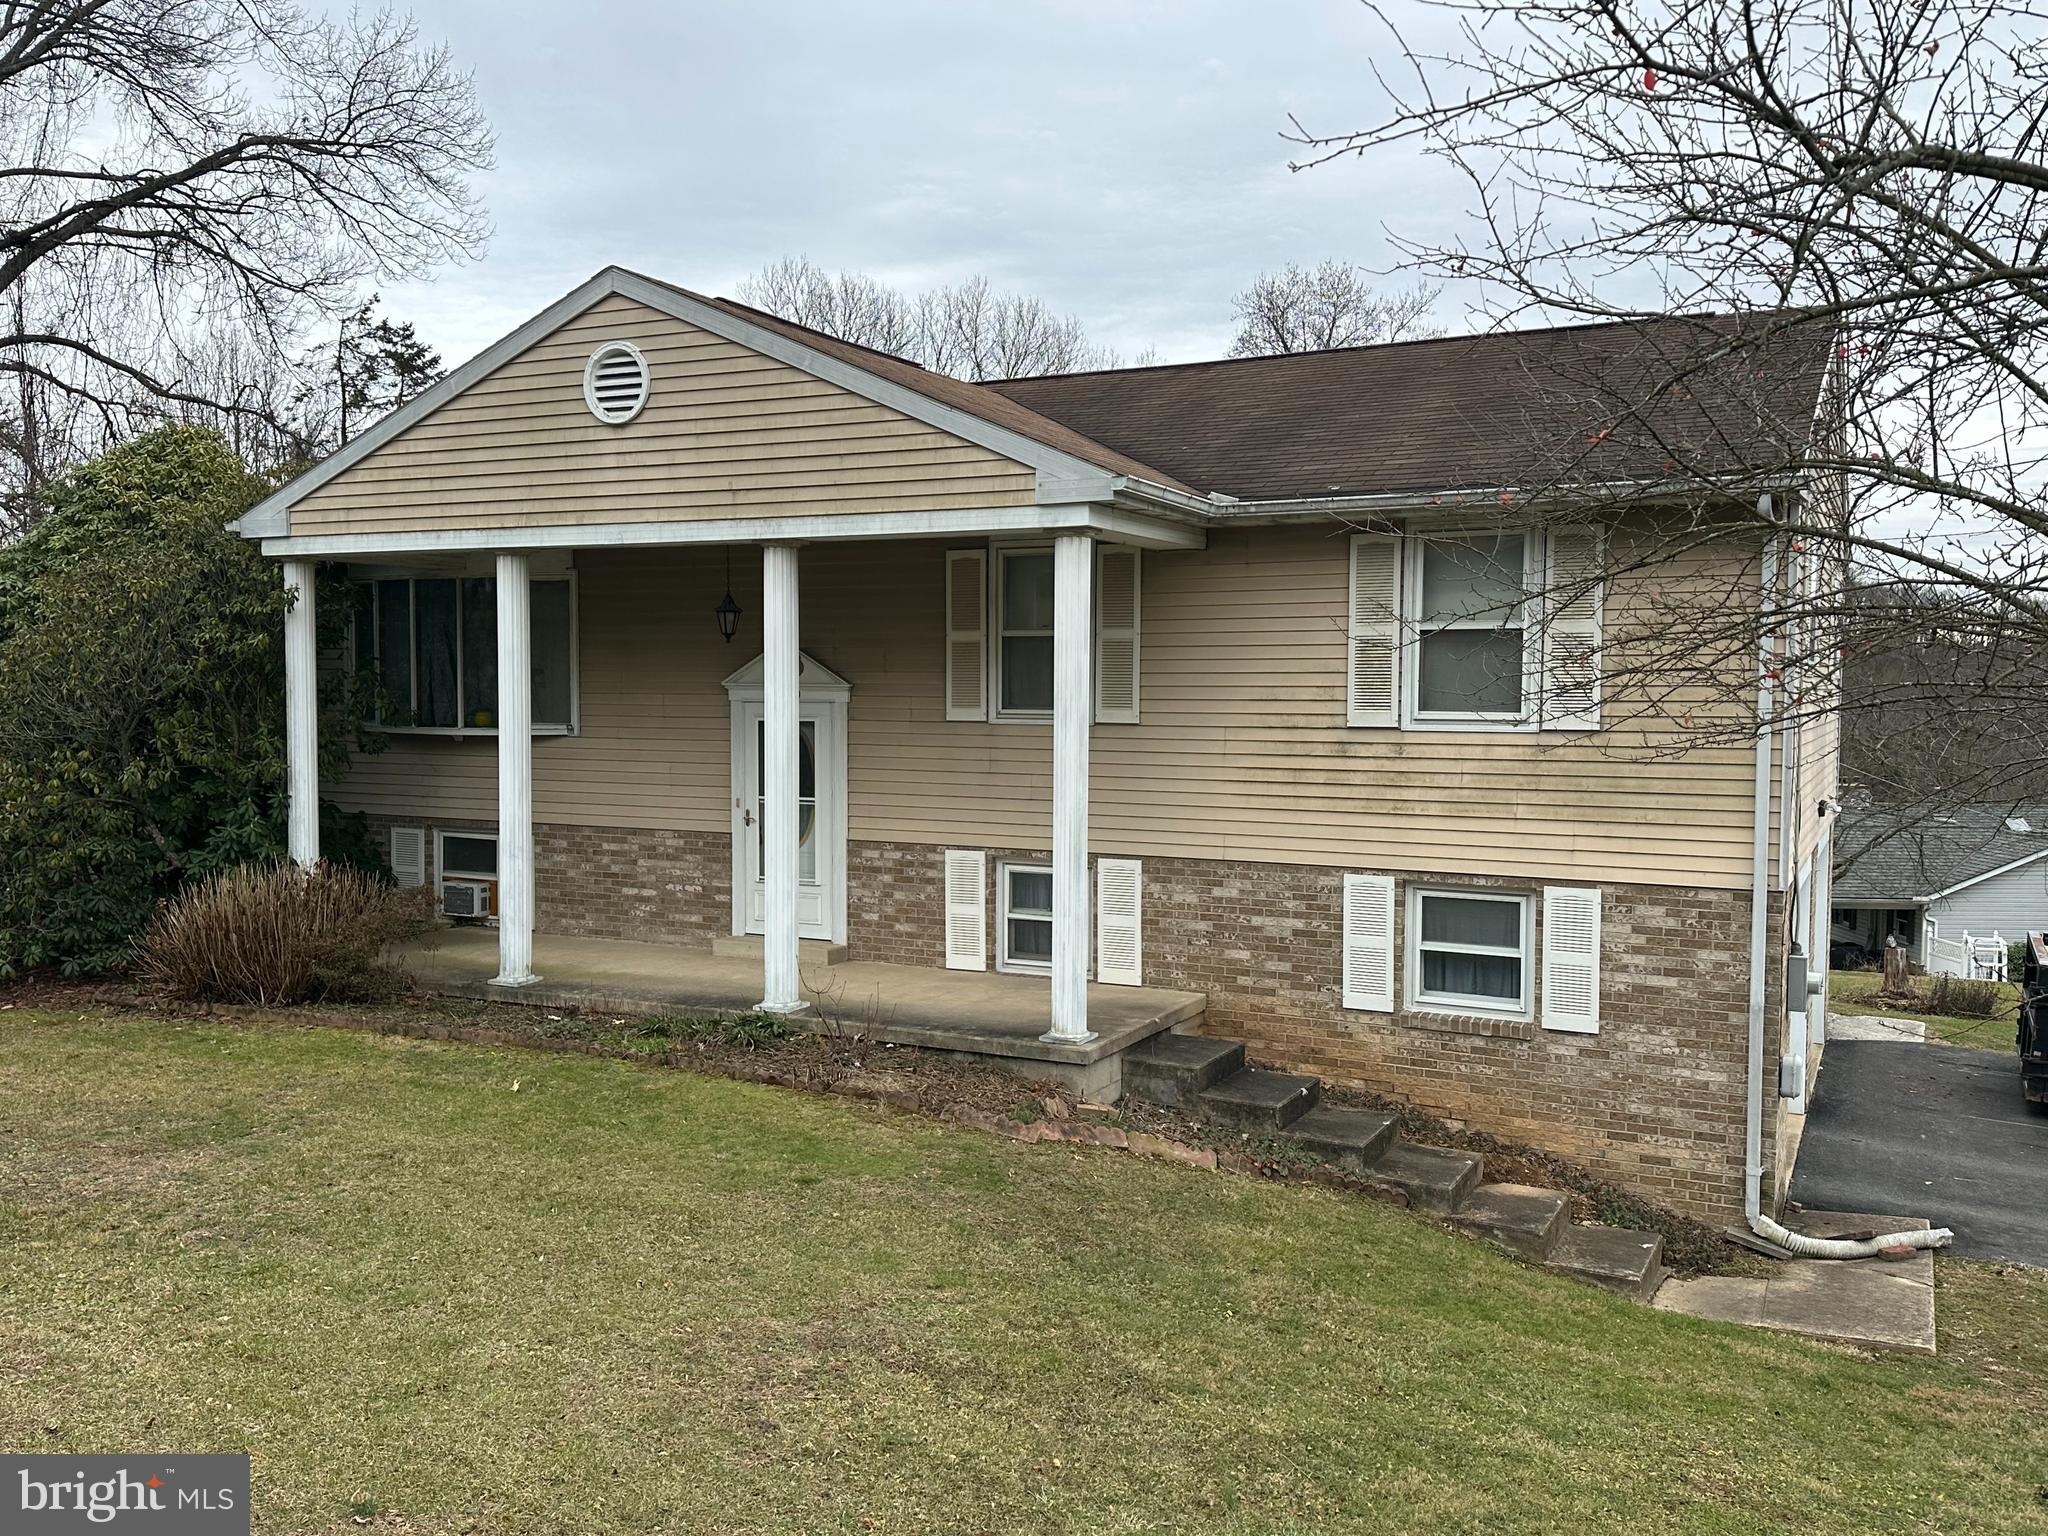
[996,859,1055,975]
[1404,885,1535,1021]
[991,542,1056,723]
[354,571,580,738]
[1400,528,1539,732]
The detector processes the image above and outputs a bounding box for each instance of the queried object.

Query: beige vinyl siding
[329,525,1770,888]
[287,294,1037,537]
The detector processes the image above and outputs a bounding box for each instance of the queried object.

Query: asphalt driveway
[1790,1040,2047,1267]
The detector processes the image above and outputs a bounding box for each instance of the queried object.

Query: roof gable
[238,267,1186,541]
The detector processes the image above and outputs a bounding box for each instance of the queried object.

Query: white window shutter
[945,549,987,721]
[1094,546,1141,724]
[390,826,426,888]
[1541,885,1602,1033]
[943,849,987,970]
[1095,857,1143,985]
[1347,534,1402,727]
[1341,874,1396,1011]
[1542,524,1603,730]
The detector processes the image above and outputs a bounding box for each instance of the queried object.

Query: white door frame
[723,651,850,943]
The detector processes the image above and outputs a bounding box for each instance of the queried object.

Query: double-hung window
[355,576,576,733]
[997,861,1054,973]
[1411,533,1530,722]
[995,547,1056,717]
[948,543,1141,724]
[1406,887,1533,1018]
[1348,525,1602,732]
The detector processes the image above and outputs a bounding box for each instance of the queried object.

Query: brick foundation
[844,838,1784,1221]
[1135,854,1786,1221]
[363,814,730,949]
[363,812,1784,1221]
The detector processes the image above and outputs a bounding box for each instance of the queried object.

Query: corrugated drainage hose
[1750,1215,1954,1258]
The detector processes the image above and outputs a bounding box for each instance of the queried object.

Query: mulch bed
[1,973,1745,1277]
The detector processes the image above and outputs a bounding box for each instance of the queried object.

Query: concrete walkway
[1654,1211,1938,1354]
[1826,1011,1927,1043]
[402,927,1205,1096]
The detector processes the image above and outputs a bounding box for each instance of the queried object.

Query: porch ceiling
[405,928,1204,1068]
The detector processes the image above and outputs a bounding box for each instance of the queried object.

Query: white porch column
[282,558,320,869]
[1045,532,1096,1044]
[493,552,539,987]
[758,542,806,1014]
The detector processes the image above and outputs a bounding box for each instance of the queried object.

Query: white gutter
[1741,493,1951,1257]
[1196,471,1810,525]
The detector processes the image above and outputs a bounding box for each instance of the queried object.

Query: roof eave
[1192,468,1812,525]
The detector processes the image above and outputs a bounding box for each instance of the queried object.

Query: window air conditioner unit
[441,879,496,921]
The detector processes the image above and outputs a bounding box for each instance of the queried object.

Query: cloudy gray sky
[372,0,1463,371]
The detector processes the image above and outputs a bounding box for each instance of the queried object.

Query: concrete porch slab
[1653,1211,1938,1355]
[400,927,1205,1100]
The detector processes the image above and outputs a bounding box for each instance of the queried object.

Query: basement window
[1406,887,1533,1019]
[355,575,577,735]
[997,861,1054,974]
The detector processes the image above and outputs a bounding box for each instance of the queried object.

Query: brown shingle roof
[986,311,1835,502]
[628,273,1195,491]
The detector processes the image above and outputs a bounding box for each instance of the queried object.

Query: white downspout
[1742,496,1951,1257]
[1743,513,1778,1230]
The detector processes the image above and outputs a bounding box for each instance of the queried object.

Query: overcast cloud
[362,0,1462,371]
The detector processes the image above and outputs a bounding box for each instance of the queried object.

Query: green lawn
[3,1009,2044,1534]
[1828,968,2022,1051]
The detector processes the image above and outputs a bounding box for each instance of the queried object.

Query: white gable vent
[582,341,650,424]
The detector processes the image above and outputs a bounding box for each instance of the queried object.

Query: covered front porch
[246,264,1217,1083]
[403,926,1205,1101]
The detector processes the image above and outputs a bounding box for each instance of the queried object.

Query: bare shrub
[1924,974,2006,1021]
[138,863,435,1005]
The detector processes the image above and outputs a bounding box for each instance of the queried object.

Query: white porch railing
[1968,931,2011,981]
[1922,920,2009,980]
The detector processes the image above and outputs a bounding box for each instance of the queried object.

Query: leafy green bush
[0,427,374,975]
[1925,973,2006,1020]
[137,862,435,1005]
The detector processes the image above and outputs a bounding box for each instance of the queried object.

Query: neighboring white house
[1832,803,2048,976]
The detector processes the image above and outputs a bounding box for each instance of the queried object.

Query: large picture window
[355,576,576,733]
[1406,887,1533,1018]
[995,546,1055,716]
[1410,534,1529,721]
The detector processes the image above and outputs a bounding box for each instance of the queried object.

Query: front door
[738,701,836,940]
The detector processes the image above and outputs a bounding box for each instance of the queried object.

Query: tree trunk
[1882,943,1911,996]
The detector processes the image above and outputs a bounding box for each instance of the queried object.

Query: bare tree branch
[1285,0,2048,808]
[0,0,491,534]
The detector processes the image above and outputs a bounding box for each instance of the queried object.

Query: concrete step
[1285,1104,1399,1174]
[1449,1183,1571,1259]
[1122,1034,1247,1113]
[710,935,850,966]
[1364,1143,1483,1213]
[1199,1067,1322,1132]
[1545,1226,1667,1301]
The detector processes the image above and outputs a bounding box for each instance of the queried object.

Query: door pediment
[721,651,852,702]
